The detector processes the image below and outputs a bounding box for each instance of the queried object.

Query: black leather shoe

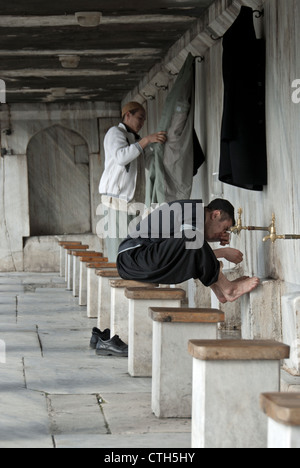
[95,335,128,357]
[90,327,111,349]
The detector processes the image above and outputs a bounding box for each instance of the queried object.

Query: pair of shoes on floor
[90,327,128,357]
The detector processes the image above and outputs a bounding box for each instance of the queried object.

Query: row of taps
[231,209,300,243]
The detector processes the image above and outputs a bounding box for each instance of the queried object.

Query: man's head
[122,101,146,134]
[204,199,235,244]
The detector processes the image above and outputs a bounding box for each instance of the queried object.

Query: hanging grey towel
[146,53,205,205]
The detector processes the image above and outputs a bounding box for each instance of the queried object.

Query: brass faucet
[231,208,248,235]
[231,209,300,243]
[262,214,279,243]
[263,213,300,243]
[231,207,273,236]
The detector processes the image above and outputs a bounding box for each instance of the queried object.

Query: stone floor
[0,273,191,449]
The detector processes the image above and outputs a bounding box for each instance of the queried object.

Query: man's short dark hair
[206,199,235,225]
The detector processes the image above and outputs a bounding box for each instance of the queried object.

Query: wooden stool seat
[111,279,158,288]
[261,393,300,426]
[58,241,82,246]
[71,251,103,257]
[188,339,290,361]
[79,256,107,262]
[150,307,224,323]
[260,393,300,448]
[64,245,89,250]
[87,262,116,269]
[68,250,99,256]
[96,270,120,278]
[125,287,186,301]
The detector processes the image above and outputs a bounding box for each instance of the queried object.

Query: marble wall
[191,0,300,369]
[123,0,300,377]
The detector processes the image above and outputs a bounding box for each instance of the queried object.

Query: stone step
[150,307,224,418]
[188,339,290,448]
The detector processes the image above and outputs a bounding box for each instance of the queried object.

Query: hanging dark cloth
[219,6,267,191]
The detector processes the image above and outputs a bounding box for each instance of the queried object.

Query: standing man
[99,102,167,261]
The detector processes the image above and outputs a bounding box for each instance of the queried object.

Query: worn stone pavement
[0,273,191,449]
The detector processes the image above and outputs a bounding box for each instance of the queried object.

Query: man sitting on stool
[117,199,260,303]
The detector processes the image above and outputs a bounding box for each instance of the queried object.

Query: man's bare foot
[222,277,260,302]
[211,277,250,303]
[211,272,260,303]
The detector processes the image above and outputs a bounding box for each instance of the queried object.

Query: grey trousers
[104,207,135,262]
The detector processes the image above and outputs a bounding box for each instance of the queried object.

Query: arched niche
[27,124,91,236]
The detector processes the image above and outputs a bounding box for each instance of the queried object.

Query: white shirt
[99,123,145,203]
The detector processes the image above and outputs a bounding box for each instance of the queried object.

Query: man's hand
[223,248,244,264]
[214,248,244,265]
[139,132,167,149]
[219,231,231,246]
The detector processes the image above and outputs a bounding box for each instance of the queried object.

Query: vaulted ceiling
[0,0,215,104]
